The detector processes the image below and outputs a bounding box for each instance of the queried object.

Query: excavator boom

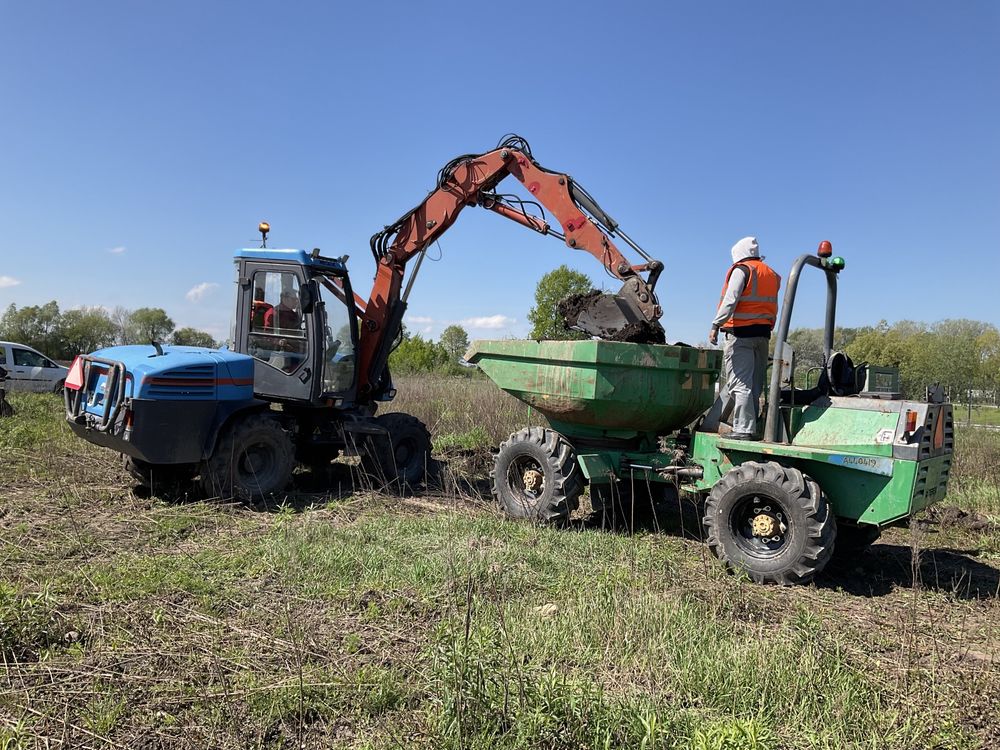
[357,135,665,396]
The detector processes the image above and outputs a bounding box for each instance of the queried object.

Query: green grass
[1,389,997,748]
[950,427,1000,515]
[961,405,1000,427]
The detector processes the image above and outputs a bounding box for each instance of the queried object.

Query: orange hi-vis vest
[717,258,781,330]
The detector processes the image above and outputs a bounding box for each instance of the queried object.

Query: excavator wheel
[199,413,295,501]
[360,412,433,492]
[703,461,836,585]
[493,426,583,523]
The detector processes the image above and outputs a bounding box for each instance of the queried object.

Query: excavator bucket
[559,282,666,344]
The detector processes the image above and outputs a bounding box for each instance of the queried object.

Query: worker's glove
[709,327,719,346]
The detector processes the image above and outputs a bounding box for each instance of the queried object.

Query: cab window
[247,271,306,373]
[318,279,357,393]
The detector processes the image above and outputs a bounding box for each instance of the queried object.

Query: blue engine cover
[67,344,262,465]
[89,344,256,402]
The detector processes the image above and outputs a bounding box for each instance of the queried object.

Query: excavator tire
[199,413,295,501]
[703,461,836,585]
[493,426,583,523]
[360,412,433,492]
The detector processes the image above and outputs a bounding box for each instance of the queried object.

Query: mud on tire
[703,461,836,585]
[199,413,294,501]
[493,426,584,523]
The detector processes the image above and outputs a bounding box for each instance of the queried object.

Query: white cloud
[107,246,127,255]
[186,282,219,302]
[406,315,434,324]
[0,275,21,288]
[461,314,516,330]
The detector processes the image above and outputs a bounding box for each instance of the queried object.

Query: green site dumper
[466,246,953,585]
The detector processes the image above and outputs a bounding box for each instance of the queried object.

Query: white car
[0,341,69,393]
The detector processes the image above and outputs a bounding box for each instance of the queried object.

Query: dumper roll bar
[763,250,843,444]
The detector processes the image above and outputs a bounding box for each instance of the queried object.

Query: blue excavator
[64,136,665,498]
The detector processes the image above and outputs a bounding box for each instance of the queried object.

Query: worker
[708,236,781,439]
[250,287,272,331]
[264,289,302,335]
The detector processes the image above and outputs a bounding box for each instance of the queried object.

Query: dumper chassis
[471,245,953,584]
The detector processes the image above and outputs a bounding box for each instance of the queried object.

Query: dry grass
[950,428,1000,516]
[381,375,534,448]
[1,390,999,749]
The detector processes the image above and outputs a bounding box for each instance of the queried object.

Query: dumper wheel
[703,461,836,585]
[200,413,294,501]
[360,413,433,491]
[123,455,197,494]
[493,427,583,522]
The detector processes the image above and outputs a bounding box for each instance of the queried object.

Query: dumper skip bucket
[466,340,721,438]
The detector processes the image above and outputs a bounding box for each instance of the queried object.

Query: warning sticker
[875,428,895,445]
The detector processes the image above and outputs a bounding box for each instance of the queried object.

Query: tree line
[0,301,218,361]
[4,279,997,405]
[389,324,472,376]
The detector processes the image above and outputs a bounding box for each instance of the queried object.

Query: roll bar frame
[763,254,842,444]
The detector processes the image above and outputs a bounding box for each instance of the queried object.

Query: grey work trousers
[720,333,769,436]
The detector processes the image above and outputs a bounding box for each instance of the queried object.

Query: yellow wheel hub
[751,514,780,538]
[523,468,544,493]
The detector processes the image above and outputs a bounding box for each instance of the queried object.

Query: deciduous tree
[172,327,217,348]
[126,308,174,345]
[439,325,470,360]
[527,266,594,340]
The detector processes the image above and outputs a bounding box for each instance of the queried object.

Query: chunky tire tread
[492,426,583,522]
[360,412,433,490]
[703,461,837,585]
[199,413,294,501]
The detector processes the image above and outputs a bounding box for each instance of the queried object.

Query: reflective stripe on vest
[717,258,781,330]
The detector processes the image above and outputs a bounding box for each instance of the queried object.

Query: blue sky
[1,1,997,345]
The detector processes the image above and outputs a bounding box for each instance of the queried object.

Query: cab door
[235,263,319,402]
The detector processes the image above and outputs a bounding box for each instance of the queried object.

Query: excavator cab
[232,249,360,407]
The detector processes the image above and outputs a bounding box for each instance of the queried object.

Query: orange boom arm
[357,136,663,396]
